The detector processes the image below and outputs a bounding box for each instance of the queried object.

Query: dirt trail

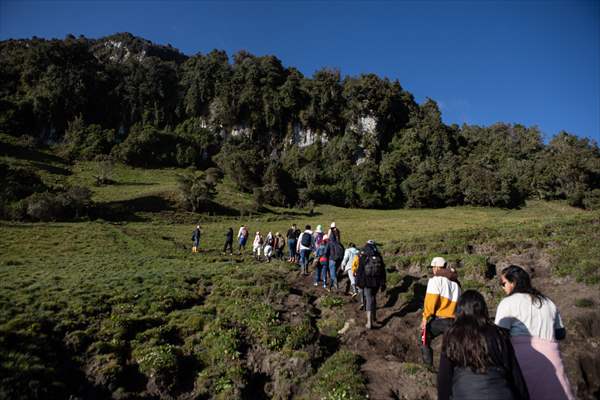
[289,270,437,400]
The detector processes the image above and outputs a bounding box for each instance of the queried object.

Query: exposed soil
[283,244,600,400]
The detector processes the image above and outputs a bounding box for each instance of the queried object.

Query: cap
[316,224,323,233]
[367,239,375,245]
[430,257,447,268]
[330,222,336,228]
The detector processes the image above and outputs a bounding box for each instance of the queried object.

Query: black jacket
[438,325,529,400]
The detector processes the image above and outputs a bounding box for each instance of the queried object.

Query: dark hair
[348,242,356,248]
[444,290,507,373]
[501,265,546,307]
[305,224,311,230]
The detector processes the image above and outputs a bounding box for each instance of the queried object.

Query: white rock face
[291,124,327,148]
[220,125,251,139]
[104,40,146,63]
[349,115,378,137]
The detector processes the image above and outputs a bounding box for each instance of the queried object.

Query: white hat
[316,224,323,233]
[330,222,336,228]
[430,257,447,267]
[367,239,375,245]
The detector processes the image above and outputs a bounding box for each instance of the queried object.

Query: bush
[21,186,93,221]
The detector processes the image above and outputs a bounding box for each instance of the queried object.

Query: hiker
[325,235,344,290]
[495,265,574,400]
[263,241,273,263]
[286,224,299,263]
[438,290,529,400]
[355,240,386,329]
[327,222,341,243]
[252,231,263,260]
[314,235,329,287]
[421,257,461,366]
[341,242,360,297]
[274,232,285,259]
[237,225,249,253]
[266,231,274,247]
[223,227,234,255]
[296,224,314,275]
[314,225,324,247]
[191,225,201,253]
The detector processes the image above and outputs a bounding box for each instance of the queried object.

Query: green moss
[307,350,367,400]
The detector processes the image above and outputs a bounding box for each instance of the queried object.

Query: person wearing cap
[191,225,201,253]
[313,224,324,248]
[421,256,461,366]
[314,234,329,287]
[355,240,386,329]
[327,222,341,243]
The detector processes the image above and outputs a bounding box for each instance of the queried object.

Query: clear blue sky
[1,0,599,142]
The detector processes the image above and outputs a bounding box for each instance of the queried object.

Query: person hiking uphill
[314,235,329,287]
[286,224,299,263]
[341,242,360,297]
[237,225,249,253]
[253,231,264,260]
[191,225,201,253]
[421,257,461,367]
[355,240,386,329]
[296,225,314,275]
[327,222,341,243]
[223,227,234,255]
[325,235,344,291]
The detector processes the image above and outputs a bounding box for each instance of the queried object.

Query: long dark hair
[444,290,507,373]
[501,265,546,307]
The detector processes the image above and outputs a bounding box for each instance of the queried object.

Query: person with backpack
[314,235,329,287]
[296,225,314,275]
[286,224,299,263]
[238,225,249,253]
[313,225,324,248]
[327,222,341,243]
[191,225,201,253]
[274,232,285,259]
[253,231,264,261]
[325,236,345,291]
[421,257,461,367]
[355,240,386,329]
[341,242,360,297]
[223,227,234,255]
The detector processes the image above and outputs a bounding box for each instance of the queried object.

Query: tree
[176,170,222,212]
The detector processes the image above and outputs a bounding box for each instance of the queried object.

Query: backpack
[364,253,382,278]
[300,232,311,247]
[331,241,345,262]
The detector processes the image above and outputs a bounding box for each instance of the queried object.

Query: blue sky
[1,0,599,142]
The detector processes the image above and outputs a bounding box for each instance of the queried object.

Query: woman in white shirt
[495,265,574,400]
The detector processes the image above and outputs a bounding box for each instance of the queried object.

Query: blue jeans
[322,260,337,288]
[315,262,326,284]
[288,239,297,259]
[299,249,310,270]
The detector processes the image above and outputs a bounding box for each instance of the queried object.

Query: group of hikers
[193,222,574,400]
[423,258,573,400]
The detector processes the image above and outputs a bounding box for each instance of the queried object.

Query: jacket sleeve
[341,250,350,270]
[437,350,453,400]
[422,278,439,322]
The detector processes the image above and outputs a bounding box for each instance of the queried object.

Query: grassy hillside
[1,135,600,399]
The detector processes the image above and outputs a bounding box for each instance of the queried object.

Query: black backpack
[332,241,345,262]
[364,253,382,278]
[300,232,312,247]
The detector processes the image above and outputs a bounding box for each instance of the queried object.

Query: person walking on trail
[495,265,574,400]
[274,232,285,259]
[314,235,329,288]
[191,225,201,253]
[327,222,341,243]
[237,225,249,253]
[253,231,264,260]
[355,240,386,329]
[263,241,273,263]
[421,257,461,367]
[438,290,529,400]
[286,224,299,263]
[296,225,314,275]
[341,242,360,297]
[314,225,324,248]
[223,227,234,255]
[266,231,274,247]
[325,236,344,291]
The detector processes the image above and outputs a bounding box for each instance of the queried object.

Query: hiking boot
[313,282,319,286]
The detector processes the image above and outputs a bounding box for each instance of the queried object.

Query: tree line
[1,32,599,212]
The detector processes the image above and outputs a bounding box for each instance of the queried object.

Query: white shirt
[495,293,564,341]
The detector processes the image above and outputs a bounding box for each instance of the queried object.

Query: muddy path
[288,269,438,400]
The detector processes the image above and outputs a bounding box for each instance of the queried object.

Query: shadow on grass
[380,277,426,327]
[1,142,69,166]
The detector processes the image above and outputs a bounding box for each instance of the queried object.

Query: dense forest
[1,32,599,212]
